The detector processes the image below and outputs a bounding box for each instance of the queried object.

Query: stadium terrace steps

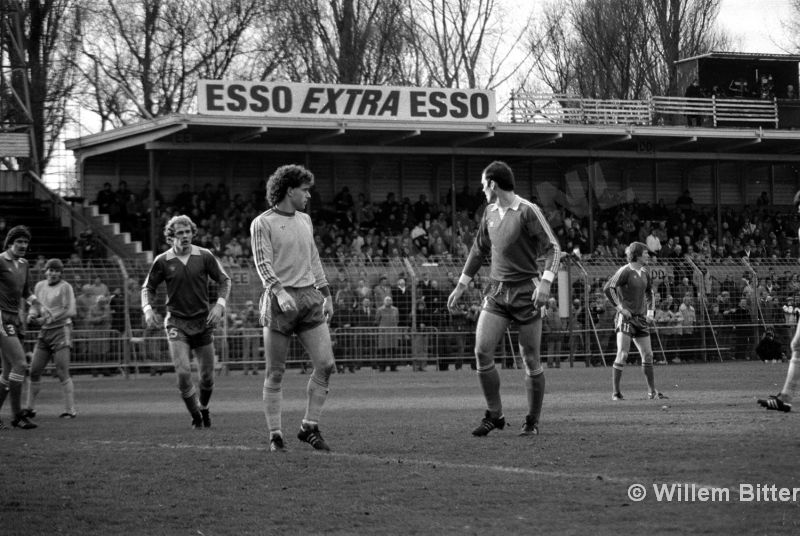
[0,192,74,261]
[80,204,151,264]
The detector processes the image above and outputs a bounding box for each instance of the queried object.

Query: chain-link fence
[21,254,800,374]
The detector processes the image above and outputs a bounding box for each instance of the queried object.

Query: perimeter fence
[20,254,800,375]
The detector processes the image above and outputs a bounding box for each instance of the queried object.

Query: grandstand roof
[65,112,800,163]
[676,51,800,65]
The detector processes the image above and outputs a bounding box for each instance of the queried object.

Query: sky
[717,0,793,53]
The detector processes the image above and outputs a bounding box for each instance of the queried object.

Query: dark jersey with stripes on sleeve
[0,251,31,314]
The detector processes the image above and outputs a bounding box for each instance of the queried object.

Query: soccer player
[251,164,335,452]
[757,190,800,412]
[24,258,77,418]
[447,160,560,437]
[603,241,668,401]
[142,215,231,429]
[0,225,39,429]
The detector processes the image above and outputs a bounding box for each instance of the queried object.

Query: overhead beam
[656,136,697,150]
[721,138,762,152]
[451,131,494,147]
[522,132,562,148]
[306,127,345,144]
[143,141,800,161]
[379,129,421,146]
[589,134,631,149]
[229,126,267,143]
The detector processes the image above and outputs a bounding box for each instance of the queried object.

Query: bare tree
[529,0,726,98]
[405,0,532,93]
[1,0,80,172]
[75,0,262,126]
[268,0,408,85]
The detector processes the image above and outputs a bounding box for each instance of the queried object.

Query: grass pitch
[1,361,798,535]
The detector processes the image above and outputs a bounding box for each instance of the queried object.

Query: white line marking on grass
[89,439,738,497]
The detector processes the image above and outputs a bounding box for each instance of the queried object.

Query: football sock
[0,377,8,410]
[181,386,200,415]
[8,372,24,416]
[525,367,545,424]
[62,378,75,414]
[199,386,213,408]
[780,356,800,401]
[26,377,42,412]
[304,366,332,423]
[642,362,655,393]
[263,378,282,433]
[477,363,502,418]
[612,363,623,393]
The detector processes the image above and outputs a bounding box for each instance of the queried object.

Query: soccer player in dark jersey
[142,215,231,429]
[447,160,561,437]
[758,191,800,412]
[603,241,667,401]
[0,225,39,429]
[25,258,77,418]
[251,164,335,452]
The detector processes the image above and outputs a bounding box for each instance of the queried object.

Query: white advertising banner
[197,80,496,122]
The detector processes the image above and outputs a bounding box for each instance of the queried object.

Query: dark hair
[626,241,649,263]
[4,225,31,250]
[267,164,315,207]
[482,161,515,191]
[45,258,64,272]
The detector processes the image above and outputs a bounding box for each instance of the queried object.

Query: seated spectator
[755,327,785,363]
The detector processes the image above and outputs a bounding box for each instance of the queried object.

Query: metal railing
[509,92,779,127]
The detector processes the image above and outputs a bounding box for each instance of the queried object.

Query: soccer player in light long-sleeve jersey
[758,191,800,412]
[603,241,667,401]
[447,160,561,437]
[142,215,231,429]
[0,225,40,429]
[24,258,78,418]
[251,164,335,452]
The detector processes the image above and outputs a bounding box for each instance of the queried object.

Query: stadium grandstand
[3,75,800,375]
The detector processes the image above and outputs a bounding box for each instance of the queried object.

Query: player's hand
[323,297,334,323]
[276,289,297,314]
[207,303,224,325]
[618,307,632,320]
[646,309,655,323]
[447,285,465,312]
[532,279,551,308]
[144,308,159,329]
[26,314,40,327]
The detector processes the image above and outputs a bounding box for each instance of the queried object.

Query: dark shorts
[262,286,325,335]
[616,313,650,338]
[481,280,542,325]
[0,310,24,339]
[165,314,214,349]
[36,324,72,353]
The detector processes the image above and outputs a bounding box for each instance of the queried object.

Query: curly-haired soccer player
[24,258,78,419]
[603,241,668,401]
[0,225,40,429]
[142,215,231,429]
[758,191,800,413]
[251,164,335,452]
[447,160,561,437]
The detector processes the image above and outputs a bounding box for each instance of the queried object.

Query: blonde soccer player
[24,258,77,418]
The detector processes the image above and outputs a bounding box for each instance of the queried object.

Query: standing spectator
[143,215,231,430]
[646,227,662,257]
[87,294,112,375]
[95,182,116,214]
[731,297,752,360]
[250,164,335,452]
[376,295,399,372]
[392,277,412,327]
[679,294,697,362]
[603,242,668,401]
[372,276,392,309]
[447,160,561,437]
[24,259,77,418]
[684,79,704,126]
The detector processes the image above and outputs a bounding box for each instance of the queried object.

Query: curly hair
[625,241,649,263]
[163,215,197,240]
[266,164,315,207]
[3,225,31,250]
